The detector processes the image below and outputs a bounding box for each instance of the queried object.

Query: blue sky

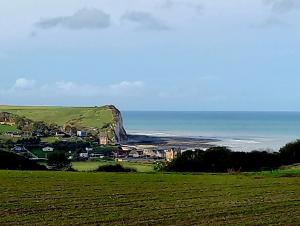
[1,0,300,111]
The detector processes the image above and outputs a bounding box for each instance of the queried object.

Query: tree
[0,150,46,170]
[165,147,281,172]
[32,121,50,136]
[279,140,300,165]
[47,152,71,170]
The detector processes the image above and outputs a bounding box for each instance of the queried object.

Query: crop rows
[0,171,299,225]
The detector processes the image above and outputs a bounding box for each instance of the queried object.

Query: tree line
[164,140,300,172]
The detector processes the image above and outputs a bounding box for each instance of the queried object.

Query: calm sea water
[122,111,300,151]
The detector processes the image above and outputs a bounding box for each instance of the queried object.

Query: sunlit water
[122,111,300,151]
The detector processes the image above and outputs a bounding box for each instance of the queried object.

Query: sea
[122,111,300,152]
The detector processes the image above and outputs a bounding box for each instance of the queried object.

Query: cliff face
[105,105,128,143]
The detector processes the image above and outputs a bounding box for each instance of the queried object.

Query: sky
[1,0,300,111]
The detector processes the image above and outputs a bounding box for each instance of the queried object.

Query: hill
[0,105,127,143]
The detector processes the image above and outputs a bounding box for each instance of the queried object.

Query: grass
[72,161,154,173]
[40,137,59,144]
[30,149,48,159]
[0,105,114,129]
[0,124,19,134]
[0,170,299,225]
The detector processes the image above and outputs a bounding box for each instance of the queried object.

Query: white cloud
[263,0,300,14]
[109,81,144,91]
[121,11,170,31]
[159,0,204,14]
[35,8,111,30]
[14,78,36,89]
[1,79,145,100]
[108,81,145,96]
[256,16,287,28]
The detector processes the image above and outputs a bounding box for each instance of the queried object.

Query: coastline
[126,134,219,150]
[126,132,298,152]
[122,111,300,152]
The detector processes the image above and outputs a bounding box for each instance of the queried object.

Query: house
[55,131,68,137]
[63,124,77,136]
[165,148,181,162]
[77,131,87,137]
[99,132,109,145]
[32,131,44,137]
[79,152,89,159]
[11,146,27,153]
[5,132,21,138]
[121,145,135,151]
[0,121,15,126]
[42,147,54,152]
[90,153,105,159]
[156,150,166,159]
[128,150,140,158]
[85,147,93,152]
[114,149,131,158]
[143,149,157,158]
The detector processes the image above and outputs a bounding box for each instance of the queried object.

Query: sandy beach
[126,134,218,150]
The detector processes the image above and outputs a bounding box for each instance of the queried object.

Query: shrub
[279,140,300,165]
[47,152,71,170]
[166,147,282,172]
[154,162,165,172]
[0,150,46,170]
[95,164,136,172]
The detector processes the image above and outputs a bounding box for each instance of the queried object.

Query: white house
[143,149,157,158]
[79,152,89,158]
[85,147,93,152]
[77,131,87,137]
[156,150,166,159]
[11,146,27,153]
[42,147,54,152]
[129,150,140,158]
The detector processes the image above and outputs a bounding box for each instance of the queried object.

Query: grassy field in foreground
[72,161,155,173]
[0,170,299,226]
[0,105,113,129]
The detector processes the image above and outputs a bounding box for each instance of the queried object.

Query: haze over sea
[123,111,300,152]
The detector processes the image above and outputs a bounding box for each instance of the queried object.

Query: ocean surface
[122,111,300,151]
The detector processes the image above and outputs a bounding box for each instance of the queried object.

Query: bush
[279,140,300,165]
[154,162,165,172]
[95,164,136,172]
[0,150,46,170]
[166,147,282,172]
[47,152,71,170]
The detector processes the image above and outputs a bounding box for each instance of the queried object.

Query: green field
[40,136,59,144]
[72,161,155,173]
[0,105,114,129]
[0,124,19,134]
[1,170,299,225]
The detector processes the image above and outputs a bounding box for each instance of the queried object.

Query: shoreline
[126,134,219,150]
[125,133,298,152]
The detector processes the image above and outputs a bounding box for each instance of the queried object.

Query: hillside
[0,105,127,143]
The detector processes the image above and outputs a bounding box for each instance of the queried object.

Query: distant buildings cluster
[2,119,183,162]
[10,143,182,162]
[114,146,182,162]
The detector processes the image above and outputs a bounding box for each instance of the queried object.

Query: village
[8,137,182,163]
[1,118,183,163]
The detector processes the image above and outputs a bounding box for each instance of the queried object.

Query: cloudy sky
[1,0,300,110]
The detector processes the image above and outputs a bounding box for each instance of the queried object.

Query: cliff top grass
[0,105,114,129]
